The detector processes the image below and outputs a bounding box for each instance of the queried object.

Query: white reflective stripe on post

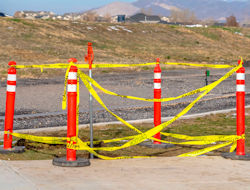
[68,72,77,80]
[237,85,245,92]
[7,74,16,81]
[68,84,77,92]
[237,73,245,80]
[154,83,161,89]
[154,73,161,79]
[7,85,16,92]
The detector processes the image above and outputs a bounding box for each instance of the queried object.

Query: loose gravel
[0,67,249,130]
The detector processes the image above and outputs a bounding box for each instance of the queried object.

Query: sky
[0,0,136,15]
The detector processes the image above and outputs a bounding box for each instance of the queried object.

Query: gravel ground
[0,67,249,130]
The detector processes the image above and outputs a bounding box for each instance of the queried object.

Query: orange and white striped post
[53,58,90,167]
[236,59,245,156]
[3,61,17,149]
[0,61,24,154]
[154,58,161,144]
[66,58,78,161]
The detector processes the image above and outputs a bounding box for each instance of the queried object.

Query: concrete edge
[0,105,250,137]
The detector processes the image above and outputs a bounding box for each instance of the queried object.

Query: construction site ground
[1,157,250,190]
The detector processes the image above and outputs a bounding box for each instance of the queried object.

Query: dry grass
[0,18,250,79]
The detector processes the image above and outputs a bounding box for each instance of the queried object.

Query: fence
[0,43,248,167]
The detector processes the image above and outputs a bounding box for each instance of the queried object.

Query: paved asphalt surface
[0,67,249,130]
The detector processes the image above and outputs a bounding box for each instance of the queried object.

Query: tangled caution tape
[8,60,245,159]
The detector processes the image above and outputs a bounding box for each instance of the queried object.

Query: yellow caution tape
[7,59,244,159]
[230,141,237,153]
[68,137,152,160]
[76,73,80,138]
[13,62,156,69]
[178,141,233,157]
[12,61,234,69]
[78,69,143,134]
[92,63,156,68]
[62,63,72,110]
[5,131,67,145]
[14,63,71,69]
[80,70,208,102]
[67,63,243,156]
[161,132,245,142]
[163,62,236,68]
[88,63,241,144]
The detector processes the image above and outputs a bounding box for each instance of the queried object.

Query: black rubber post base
[52,157,91,167]
[139,141,175,149]
[0,146,25,154]
[222,152,250,161]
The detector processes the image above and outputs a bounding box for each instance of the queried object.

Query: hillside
[91,2,139,17]
[91,0,250,21]
[133,0,250,20]
[0,17,250,78]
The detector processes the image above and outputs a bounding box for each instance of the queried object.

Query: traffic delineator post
[52,58,90,167]
[236,59,245,155]
[0,61,24,154]
[139,58,174,149]
[4,61,16,149]
[67,58,78,161]
[154,58,161,144]
[222,59,250,160]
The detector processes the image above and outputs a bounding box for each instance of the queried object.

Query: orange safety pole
[236,59,245,155]
[4,61,17,149]
[67,58,78,161]
[153,58,161,144]
[53,58,90,167]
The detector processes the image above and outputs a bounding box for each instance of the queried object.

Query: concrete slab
[0,160,37,190]
[2,157,250,190]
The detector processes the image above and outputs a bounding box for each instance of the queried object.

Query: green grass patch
[10,18,36,28]
[201,30,220,40]
[222,27,241,34]
[1,109,250,161]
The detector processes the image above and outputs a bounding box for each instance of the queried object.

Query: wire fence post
[85,42,94,159]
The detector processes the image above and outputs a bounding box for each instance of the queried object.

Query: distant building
[161,16,170,23]
[14,11,55,20]
[242,24,250,28]
[213,22,226,27]
[0,12,6,17]
[128,13,161,23]
[117,15,126,23]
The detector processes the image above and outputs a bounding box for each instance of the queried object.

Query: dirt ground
[2,157,250,190]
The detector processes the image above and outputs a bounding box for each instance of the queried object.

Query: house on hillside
[14,11,55,20]
[242,24,250,28]
[213,22,226,27]
[127,13,161,24]
[0,12,6,17]
[117,15,126,23]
